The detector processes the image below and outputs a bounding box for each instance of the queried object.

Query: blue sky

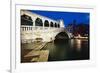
[29,10,90,27]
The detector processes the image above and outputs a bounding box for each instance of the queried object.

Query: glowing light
[76,39,81,51]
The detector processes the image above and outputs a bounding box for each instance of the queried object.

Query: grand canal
[43,38,89,61]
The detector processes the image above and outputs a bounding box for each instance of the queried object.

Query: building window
[35,18,43,26]
[50,22,53,27]
[21,14,33,26]
[55,23,57,27]
[44,20,49,27]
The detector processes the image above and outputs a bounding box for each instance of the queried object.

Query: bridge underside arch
[54,32,69,45]
[54,32,69,43]
[55,32,69,39]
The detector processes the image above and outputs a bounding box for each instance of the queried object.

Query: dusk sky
[29,10,90,27]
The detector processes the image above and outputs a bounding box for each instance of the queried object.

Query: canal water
[43,39,89,61]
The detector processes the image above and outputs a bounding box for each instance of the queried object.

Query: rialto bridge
[21,10,73,43]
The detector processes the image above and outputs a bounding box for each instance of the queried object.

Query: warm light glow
[78,34,81,38]
[76,39,81,51]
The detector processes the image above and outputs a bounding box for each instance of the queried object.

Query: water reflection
[76,39,81,48]
[43,38,89,61]
[70,39,74,48]
[74,39,81,51]
[69,39,82,51]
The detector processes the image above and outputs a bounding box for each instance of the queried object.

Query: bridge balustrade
[21,26,33,31]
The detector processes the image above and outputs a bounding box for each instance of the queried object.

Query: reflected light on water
[75,39,81,51]
[70,39,74,48]
[70,39,81,51]
[46,39,89,61]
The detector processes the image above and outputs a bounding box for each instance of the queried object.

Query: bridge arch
[55,31,69,40]
[50,21,54,27]
[54,31,70,44]
[21,14,33,26]
[44,20,49,27]
[35,17,43,26]
[55,23,57,27]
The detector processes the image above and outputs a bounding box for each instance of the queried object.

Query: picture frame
[11,0,96,73]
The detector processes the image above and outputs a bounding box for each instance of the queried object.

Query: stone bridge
[20,10,72,43]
